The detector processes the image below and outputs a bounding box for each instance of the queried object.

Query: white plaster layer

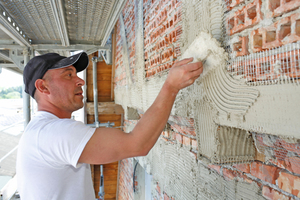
[222,84,300,137]
[181,0,224,50]
[175,31,257,163]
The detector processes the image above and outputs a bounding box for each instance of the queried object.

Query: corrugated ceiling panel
[65,0,114,43]
[0,0,60,42]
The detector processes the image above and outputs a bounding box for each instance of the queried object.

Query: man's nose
[76,76,85,86]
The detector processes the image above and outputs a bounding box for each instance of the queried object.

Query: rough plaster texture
[115,0,300,198]
[135,139,264,200]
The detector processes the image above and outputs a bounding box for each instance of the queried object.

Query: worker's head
[24,52,89,98]
[23,52,89,113]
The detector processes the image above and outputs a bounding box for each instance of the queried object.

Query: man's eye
[68,73,72,76]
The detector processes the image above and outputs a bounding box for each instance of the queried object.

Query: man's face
[44,65,85,113]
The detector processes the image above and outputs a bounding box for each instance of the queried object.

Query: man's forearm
[130,82,178,155]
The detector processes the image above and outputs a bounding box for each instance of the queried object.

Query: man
[17,52,203,199]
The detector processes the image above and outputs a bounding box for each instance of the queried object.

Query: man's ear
[35,79,50,95]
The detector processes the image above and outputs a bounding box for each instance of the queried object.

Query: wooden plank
[87,114,122,121]
[101,185,117,192]
[85,73,111,81]
[102,169,118,175]
[98,97,113,102]
[99,92,112,98]
[87,71,112,78]
[86,58,112,102]
[104,161,119,169]
[103,174,118,180]
[87,91,112,102]
[105,194,116,198]
[87,118,122,127]
[87,66,112,74]
[87,80,112,87]
[98,81,112,90]
[103,180,118,186]
[86,102,124,115]
[93,162,118,200]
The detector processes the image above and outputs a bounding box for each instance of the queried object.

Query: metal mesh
[222,0,300,85]
[228,43,300,85]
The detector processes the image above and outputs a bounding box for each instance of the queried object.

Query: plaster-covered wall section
[115,0,300,199]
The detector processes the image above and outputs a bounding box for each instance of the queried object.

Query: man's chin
[73,102,84,112]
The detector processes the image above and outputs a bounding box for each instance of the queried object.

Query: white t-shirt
[16,111,96,200]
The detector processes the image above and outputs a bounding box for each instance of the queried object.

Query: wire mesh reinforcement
[228,42,300,85]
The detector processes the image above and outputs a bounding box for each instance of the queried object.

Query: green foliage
[0,86,22,99]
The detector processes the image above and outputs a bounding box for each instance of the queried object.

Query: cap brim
[50,52,89,72]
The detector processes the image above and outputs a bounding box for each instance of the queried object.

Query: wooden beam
[86,102,124,115]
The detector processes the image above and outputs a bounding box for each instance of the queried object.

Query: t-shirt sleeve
[38,119,96,168]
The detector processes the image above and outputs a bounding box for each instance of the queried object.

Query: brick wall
[144,0,181,78]
[117,158,134,200]
[227,0,300,83]
[115,0,300,199]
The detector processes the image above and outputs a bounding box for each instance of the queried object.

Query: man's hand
[164,57,203,94]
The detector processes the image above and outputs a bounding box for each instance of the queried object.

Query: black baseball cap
[23,52,89,98]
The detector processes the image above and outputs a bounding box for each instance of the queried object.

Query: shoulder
[27,111,95,137]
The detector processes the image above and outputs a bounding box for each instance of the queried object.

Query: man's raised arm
[79,58,203,164]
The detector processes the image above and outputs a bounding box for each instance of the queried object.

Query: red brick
[230,0,245,8]
[268,0,300,17]
[182,135,191,146]
[175,133,183,144]
[170,123,196,137]
[285,157,300,175]
[279,138,300,157]
[233,163,251,174]
[169,131,176,141]
[208,164,222,174]
[162,131,170,138]
[223,168,240,180]
[250,161,280,184]
[277,171,300,197]
[251,13,300,52]
[229,0,263,35]
[189,150,197,159]
[262,185,291,200]
[191,139,198,150]
[273,139,289,161]
[233,36,249,57]
[156,182,161,194]
[164,192,170,200]
[269,159,287,170]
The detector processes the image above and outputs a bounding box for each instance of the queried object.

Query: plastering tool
[200,50,212,65]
